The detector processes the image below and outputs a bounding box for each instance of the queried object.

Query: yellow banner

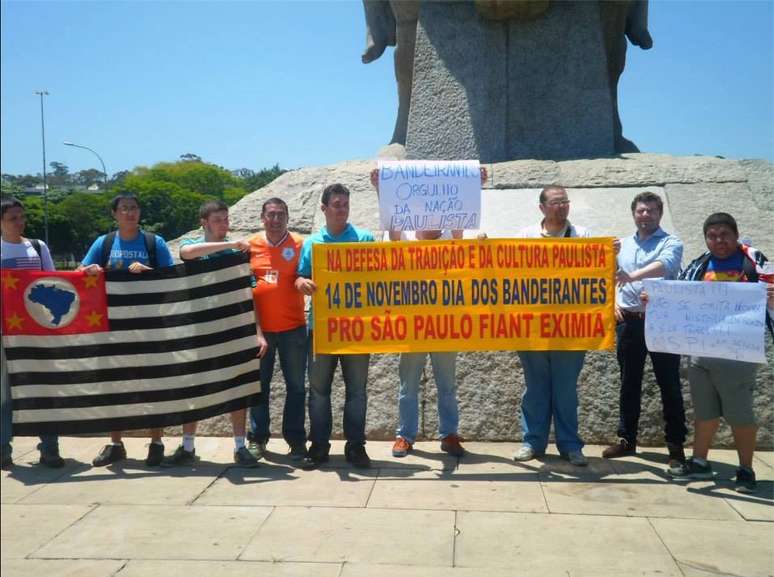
[312,238,616,354]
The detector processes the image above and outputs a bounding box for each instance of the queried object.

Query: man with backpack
[1,196,65,469]
[79,193,175,467]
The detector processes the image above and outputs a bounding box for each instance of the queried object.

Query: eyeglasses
[262,212,287,220]
[116,206,139,213]
[544,200,570,207]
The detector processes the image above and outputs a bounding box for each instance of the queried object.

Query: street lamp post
[63,141,109,191]
[34,90,49,245]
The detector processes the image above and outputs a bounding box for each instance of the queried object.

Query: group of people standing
[1,176,772,494]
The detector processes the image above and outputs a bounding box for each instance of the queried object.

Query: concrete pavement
[2,436,772,576]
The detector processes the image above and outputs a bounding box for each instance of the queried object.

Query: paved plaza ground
[1,436,772,577]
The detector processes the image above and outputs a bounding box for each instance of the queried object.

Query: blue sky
[1,0,772,177]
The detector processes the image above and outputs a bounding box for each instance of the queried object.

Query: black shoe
[164,445,196,466]
[234,446,260,467]
[93,443,126,467]
[1,452,13,470]
[288,441,307,461]
[345,442,371,469]
[302,442,330,469]
[667,457,714,480]
[735,467,757,494]
[602,438,636,459]
[248,440,267,461]
[667,442,686,469]
[145,442,165,467]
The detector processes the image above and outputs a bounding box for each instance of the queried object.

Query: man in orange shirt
[248,198,308,460]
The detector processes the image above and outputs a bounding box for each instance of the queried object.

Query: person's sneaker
[1,452,12,470]
[92,443,126,467]
[392,437,413,458]
[602,438,636,459]
[441,434,465,457]
[345,443,371,469]
[561,450,588,467]
[667,442,687,469]
[302,442,331,469]
[38,449,65,468]
[735,467,757,494]
[145,442,165,467]
[248,440,267,461]
[513,445,543,462]
[164,445,196,466]
[234,446,260,467]
[667,457,714,480]
[288,442,307,461]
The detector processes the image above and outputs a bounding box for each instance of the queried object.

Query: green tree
[137,161,242,199]
[51,193,112,257]
[0,178,24,197]
[75,168,106,187]
[48,161,70,186]
[241,164,285,192]
[16,195,46,242]
[113,175,208,240]
[5,160,286,257]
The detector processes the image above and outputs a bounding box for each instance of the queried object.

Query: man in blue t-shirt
[79,193,174,468]
[295,183,375,469]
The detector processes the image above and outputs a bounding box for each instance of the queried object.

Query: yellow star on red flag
[85,310,104,327]
[6,312,24,330]
[2,273,19,290]
[83,274,100,289]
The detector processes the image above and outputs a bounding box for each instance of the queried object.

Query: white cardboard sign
[643,279,767,363]
[377,160,481,232]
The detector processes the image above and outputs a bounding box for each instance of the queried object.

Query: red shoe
[392,437,413,458]
[441,434,465,457]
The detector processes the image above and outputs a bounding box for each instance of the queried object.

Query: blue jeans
[249,325,308,445]
[1,343,59,458]
[518,350,586,454]
[397,351,459,443]
[307,332,369,445]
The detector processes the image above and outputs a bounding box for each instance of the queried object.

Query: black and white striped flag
[3,253,263,435]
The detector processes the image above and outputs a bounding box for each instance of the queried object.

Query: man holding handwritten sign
[648,213,774,493]
[371,163,486,458]
[377,160,481,232]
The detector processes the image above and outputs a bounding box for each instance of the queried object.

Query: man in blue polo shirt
[603,191,687,468]
[295,183,374,469]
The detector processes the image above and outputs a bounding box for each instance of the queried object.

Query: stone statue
[362,0,653,157]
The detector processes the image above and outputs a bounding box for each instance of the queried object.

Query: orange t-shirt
[249,232,306,332]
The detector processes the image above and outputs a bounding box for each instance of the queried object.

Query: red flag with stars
[1,269,108,335]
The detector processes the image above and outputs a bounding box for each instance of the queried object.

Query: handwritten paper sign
[377,160,481,232]
[312,238,616,354]
[643,279,767,363]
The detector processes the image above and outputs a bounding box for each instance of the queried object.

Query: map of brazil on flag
[1,253,262,436]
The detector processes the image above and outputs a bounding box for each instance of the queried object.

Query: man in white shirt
[1,196,64,469]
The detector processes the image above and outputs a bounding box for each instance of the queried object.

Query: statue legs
[390,1,420,145]
[599,0,646,153]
